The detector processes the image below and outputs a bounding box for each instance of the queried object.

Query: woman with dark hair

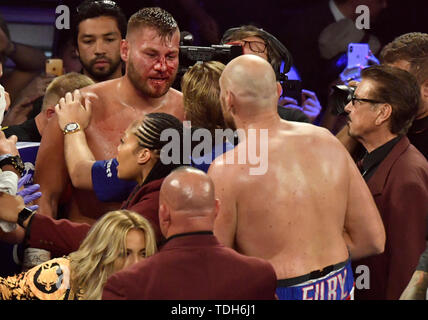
[62,62,233,204]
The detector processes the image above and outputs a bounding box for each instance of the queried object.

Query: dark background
[1,0,427,50]
[1,0,426,109]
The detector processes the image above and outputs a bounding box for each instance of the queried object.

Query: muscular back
[210,120,383,279]
[35,78,184,222]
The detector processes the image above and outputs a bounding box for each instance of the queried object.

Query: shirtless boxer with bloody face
[34,8,184,223]
[208,55,385,300]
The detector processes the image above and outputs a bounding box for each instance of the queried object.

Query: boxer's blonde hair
[126,7,178,41]
[181,61,226,135]
[42,72,94,111]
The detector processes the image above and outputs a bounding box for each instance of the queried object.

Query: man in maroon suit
[102,167,277,300]
[344,65,428,300]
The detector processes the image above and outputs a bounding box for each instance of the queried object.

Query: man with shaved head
[102,167,277,300]
[208,54,385,300]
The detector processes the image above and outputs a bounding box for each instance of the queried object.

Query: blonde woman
[181,61,235,172]
[181,61,227,135]
[0,209,157,300]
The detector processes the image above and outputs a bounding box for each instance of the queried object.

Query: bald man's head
[160,167,216,213]
[220,55,279,107]
[159,167,219,238]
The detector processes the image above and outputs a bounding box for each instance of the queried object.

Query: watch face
[66,123,79,131]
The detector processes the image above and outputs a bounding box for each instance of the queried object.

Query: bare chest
[85,104,146,159]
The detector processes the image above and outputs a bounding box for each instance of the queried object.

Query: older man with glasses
[344,64,428,300]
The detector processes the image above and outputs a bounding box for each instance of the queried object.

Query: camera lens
[328,85,355,116]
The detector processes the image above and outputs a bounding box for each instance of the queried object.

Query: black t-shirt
[407,115,428,161]
[277,106,310,123]
[3,118,41,142]
[408,116,428,271]
[358,136,401,182]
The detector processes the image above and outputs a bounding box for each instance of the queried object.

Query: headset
[221,26,293,80]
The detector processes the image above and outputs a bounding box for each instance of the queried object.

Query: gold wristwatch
[63,122,81,135]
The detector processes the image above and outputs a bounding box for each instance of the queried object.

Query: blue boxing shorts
[91,158,137,202]
[276,259,354,300]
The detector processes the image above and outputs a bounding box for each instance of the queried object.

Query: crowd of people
[0,0,427,300]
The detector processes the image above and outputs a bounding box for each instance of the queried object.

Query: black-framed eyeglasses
[227,40,267,54]
[76,0,118,13]
[351,95,384,106]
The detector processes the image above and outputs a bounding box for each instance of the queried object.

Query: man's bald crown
[221,55,278,101]
[160,167,216,213]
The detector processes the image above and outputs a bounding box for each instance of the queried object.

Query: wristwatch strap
[18,207,34,228]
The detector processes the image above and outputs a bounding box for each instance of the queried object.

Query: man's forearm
[27,213,91,256]
[5,42,46,72]
[1,164,20,177]
[34,114,70,218]
[342,229,384,261]
[416,241,428,272]
[400,270,428,300]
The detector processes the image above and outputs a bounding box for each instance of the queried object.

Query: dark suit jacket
[102,233,277,300]
[353,137,428,300]
[3,118,41,142]
[27,178,164,257]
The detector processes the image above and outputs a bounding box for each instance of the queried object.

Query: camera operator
[221,25,322,123]
[343,65,428,300]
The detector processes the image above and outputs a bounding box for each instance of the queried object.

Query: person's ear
[120,39,129,62]
[159,203,171,233]
[45,106,56,119]
[226,90,236,115]
[4,91,10,111]
[213,199,221,221]
[420,79,428,106]
[277,82,283,97]
[137,148,151,165]
[375,103,392,126]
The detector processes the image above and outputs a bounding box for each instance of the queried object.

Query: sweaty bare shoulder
[164,88,184,121]
[208,152,239,248]
[79,79,116,110]
[79,78,117,95]
[208,150,237,187]
[286,121,338,140]
[281,121,348,161]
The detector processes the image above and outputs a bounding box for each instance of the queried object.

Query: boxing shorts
[276,258,354,300]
